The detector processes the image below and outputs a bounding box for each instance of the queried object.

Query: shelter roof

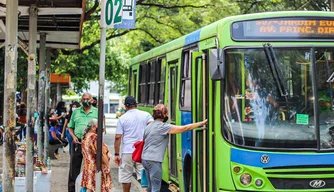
[0,0,87,49]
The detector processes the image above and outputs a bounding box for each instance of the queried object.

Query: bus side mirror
[209,49,225,80]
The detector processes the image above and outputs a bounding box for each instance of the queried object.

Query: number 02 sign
[101,0,123,28]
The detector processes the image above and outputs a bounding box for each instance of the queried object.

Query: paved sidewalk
[50,144,142,191]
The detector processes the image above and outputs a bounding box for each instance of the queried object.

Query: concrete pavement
[0,113,142,191]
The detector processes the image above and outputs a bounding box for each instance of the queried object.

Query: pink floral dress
[81,133,112,191]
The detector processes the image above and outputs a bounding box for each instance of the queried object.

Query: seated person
[49,120,68,159]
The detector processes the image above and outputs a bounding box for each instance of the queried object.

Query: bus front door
[167,62,179,190]
[192,52,209,192]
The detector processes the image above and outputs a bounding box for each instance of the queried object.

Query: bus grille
[265,166,334,190]
[268,178,334,189]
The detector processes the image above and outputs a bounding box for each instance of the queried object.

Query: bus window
[224,48,317,149]
[139,63,148,104]
[315,48,334,149]
[148,61,156,105]
[180,51,191,111]
[170,65,178,121]
[155,58,166,104]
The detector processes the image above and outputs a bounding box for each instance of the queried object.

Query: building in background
[62,81,124,114]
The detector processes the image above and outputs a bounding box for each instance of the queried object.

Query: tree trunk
[3,1,19,191]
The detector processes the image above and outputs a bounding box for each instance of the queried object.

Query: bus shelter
[1,0,90,191]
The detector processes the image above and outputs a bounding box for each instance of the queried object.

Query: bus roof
[131,11,334,65]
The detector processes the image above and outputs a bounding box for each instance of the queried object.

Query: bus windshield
[223,47,334,150]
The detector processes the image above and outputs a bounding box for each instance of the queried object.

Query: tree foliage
[44,0,332,95]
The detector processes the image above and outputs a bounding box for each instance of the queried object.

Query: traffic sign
[101,0,123,28]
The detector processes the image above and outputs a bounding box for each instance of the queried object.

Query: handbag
[132,140,144,163]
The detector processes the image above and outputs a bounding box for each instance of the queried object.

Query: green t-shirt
[68,106,98,139]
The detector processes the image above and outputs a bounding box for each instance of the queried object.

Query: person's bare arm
[114,134,122,155]
[61,118,68,138]
[168,119,207,134]
[69,128,79,143]
[113,134,122,166]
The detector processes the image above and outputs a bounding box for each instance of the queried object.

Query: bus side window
[139,63,148,104]
[148,61,156,105]
[180,51,192,111]
[155,58,166,104]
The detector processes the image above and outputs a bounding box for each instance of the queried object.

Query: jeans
[142,160,162,192]
[68,142,83,192]
[66,128,73,154]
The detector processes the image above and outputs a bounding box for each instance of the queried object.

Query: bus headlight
[240,173,252,186]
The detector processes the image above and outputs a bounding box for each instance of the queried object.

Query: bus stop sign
[101,0,123,28]
[101,0,136,29]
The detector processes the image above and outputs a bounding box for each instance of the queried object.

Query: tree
[53,0,240,94]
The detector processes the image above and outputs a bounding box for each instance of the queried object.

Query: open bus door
[191,51,209,192]
[167,61,179,190]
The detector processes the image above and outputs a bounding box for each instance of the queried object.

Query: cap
[124,96,137,107]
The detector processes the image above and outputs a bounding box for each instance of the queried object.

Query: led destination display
[232,17,334,40]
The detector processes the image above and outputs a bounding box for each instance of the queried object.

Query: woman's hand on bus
[201,119,208,127]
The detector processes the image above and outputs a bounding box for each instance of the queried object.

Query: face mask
[82,100,91,107]
[163,116,169,122]
[72,107,77,111]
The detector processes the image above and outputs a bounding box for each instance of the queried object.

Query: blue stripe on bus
[231,148,334,168]
[184,30,201,46]
[181,111,192,159]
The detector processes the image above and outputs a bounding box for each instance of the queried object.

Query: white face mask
[72,107,77,111]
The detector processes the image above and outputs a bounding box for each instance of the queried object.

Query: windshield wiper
[263,43,290,121]
[324,54,334,110]
[263,43,288,97]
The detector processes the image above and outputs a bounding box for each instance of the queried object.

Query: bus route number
[103,0,123,27]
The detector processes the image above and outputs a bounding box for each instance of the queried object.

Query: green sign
[101,0,123,28]
[296,114,309,125]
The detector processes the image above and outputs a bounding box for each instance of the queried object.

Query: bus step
[168,183,179,192]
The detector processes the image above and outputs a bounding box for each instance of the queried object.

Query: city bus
[128,11,334,191]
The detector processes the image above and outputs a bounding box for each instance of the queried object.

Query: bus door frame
[191,51,209,192]
[167,61,179,182]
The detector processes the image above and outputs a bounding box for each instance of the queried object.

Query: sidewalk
[0,144,141,191]
[50,145,142,192]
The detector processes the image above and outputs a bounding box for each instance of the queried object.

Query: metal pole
[57,83,61,103]
[38,33,46,160]
[3,0,18,191]
[331,0,334,11]
[26,6,38,192]
[43,48,51,165]
[96,26,106,192]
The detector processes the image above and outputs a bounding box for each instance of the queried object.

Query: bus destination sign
[231,17,334,41]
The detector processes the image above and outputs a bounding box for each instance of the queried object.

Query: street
[104,113,142,192]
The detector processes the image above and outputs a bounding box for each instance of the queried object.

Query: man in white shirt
[114,96,153,192]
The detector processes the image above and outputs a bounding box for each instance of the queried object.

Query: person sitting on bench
[49,120,68,159]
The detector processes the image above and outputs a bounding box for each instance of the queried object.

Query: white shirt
[116,109,153,153]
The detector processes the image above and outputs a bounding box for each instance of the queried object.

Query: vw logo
[260,154,270,164]
[309,180,326,188]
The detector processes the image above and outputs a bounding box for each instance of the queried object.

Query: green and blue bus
[129,11,334,191]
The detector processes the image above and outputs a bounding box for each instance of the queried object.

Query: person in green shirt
[68,93,98,192]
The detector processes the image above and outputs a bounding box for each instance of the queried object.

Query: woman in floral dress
[81,119,112,192]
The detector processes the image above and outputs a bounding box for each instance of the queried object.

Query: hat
[124,96,137,107]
